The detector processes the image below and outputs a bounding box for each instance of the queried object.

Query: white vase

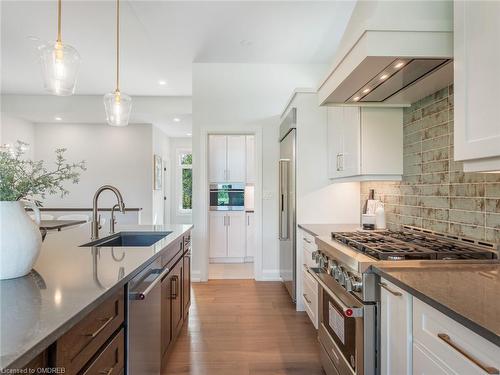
[0,201,42,280]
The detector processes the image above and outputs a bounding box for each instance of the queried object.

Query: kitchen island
[0,222,193,372]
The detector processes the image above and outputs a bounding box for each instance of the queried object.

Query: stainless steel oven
[310,267,376,375]
[209,183,245,211]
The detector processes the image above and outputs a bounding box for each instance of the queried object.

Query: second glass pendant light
[104,0,132,126]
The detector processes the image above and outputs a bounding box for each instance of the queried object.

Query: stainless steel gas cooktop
[331,227,498,261]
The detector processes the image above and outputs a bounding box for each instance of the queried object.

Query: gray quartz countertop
[298,223,360,237]
[0,223,193,370]
[373,263,500,346]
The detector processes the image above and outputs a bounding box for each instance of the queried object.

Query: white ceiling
[1,0,356,96]
[1,95,193,137]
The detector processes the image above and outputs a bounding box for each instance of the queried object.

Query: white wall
[169,137,192,225]
[152,125,171,225]
[33,122,155,224]
[192,63,328,282]
[0,113,35,159]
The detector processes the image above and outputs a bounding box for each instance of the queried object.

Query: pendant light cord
[57,0,62,43]
[116,0,120,92]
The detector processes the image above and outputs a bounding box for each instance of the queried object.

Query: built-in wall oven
[309,267,376,375]
[209,183,245,211]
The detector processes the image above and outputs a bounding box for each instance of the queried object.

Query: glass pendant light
[39,0,80,96]
[104,0,132,127]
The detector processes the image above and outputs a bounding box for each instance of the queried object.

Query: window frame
[176,148,192,215]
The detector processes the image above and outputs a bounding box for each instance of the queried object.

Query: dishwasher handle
[130,266,170,300]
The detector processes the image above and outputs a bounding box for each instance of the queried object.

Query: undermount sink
[80,231,172,248]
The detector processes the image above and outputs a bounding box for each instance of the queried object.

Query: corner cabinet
[454,1,500,172]
[327,106,403,181]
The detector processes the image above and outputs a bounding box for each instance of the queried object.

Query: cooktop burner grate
[331,229,498,261]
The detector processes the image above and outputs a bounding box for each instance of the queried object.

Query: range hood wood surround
[318,30,453,106]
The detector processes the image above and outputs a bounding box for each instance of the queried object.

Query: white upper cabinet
[208,135,246,182]
[454,1,500,172]
[327,106,403,181]
[226,136,246,182]
[208,135,227,182]
[246,135,256,184]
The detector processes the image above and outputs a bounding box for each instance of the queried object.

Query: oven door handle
[309,268,363,318]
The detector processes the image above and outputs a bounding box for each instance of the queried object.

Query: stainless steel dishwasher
[128,257,169,374]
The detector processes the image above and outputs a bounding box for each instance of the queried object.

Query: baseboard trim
[260,269,281,281]
[191,270,202,283]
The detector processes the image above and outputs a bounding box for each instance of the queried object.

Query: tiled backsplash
[361,84,500,243]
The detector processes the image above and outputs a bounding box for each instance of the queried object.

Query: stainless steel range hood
[318,1,453,106]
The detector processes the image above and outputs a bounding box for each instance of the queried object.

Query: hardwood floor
[163,280,324,375]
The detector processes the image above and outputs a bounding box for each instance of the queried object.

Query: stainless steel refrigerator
[279,108,296,302]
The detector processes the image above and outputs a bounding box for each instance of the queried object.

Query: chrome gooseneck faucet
[91,185,125,239]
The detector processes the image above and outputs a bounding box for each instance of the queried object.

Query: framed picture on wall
[153,154,162,190]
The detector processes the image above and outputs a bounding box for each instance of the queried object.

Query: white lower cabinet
[209,211,246,262]
[380,278,412,375]
[302,268,318,329]
[245,212,255,260]
[412,342,449,375]
[413,298,500,375]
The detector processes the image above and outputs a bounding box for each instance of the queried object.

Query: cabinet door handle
[437,333,499,374]
[227,215,230,226]
[336,154,340,171]
[247,215,250,226]
[379,282,402,297]
[171,275,179,299]
[84,316,114,338]
[339,153,344,171]
[303,293,312,304]
[303,238,312,244]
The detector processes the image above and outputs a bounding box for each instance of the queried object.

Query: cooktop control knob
[346,275,363,292]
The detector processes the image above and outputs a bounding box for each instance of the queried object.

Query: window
[177,150,192,213]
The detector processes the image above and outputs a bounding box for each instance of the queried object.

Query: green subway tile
[449,158,464,172]
[450,197,484,211]
[419,196,450,209]
[485,213,500,229]
[485,183,500,198]
[403,175,422,184]
[422,219,449,233]
[449,171,485,184]
[422,160,449,173]
[450,184,485,197]
[422,208,449,221]
[420,109,448,129]
[422,148,449,162]
[419,185,449,196]
[485,228,500,243]
[400,185,419,195]
[401,215,423,227]
[404,131,422,145]
[422,98,448,117]
[449,84,454,95]
[421,172,449,184]
[404,120,423,135]
[484,173,500,183]
[404,163,422,176]
[403,109,422,125]
[449,209,484,226]
[400,205,422,217]
[485,199,500,213]
[404,152,422,166]
[423,123,450,139]
[422,135,449,151]
[401,195,419,206]
[449,223,484,241]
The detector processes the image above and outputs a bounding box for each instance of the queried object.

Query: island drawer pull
[379,282,402,297]
[171,275,179,299]
[85,316,114,338]
[303,293,312,304]
[437,333,499,374]
[99,365,115,375]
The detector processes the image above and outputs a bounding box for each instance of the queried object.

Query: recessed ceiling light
[394,62,405,69]
[353,96,360,102]
[158,80,167,86]
[55,116,62,121]
[173,117,180,122]
[380,74,389,80]
[240,39,253,47]
[362,88,370,94]
[186,133,192,136]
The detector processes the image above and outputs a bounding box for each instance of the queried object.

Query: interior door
[227,212,246,258]
[208,135,227,182]
[226,135,246,182]
[209,211,227,258]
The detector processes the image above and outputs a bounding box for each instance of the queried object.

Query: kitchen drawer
[81,328,125,375]
[413,298,500,375]
[319,324,353,375]
[320,341,340,375]
[302,232,317,252]
[302,270,318,329]
[55,290,124,374]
